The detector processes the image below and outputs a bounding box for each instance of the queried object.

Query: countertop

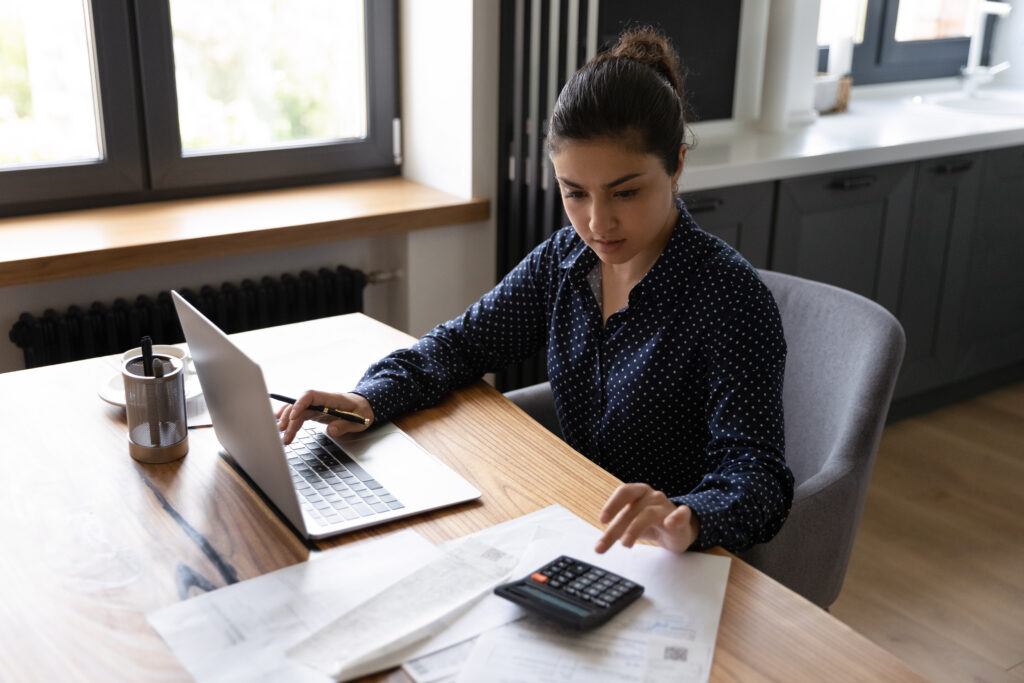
[681,79,1024,192]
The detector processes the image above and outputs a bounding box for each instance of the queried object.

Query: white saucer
[98,371,203,408]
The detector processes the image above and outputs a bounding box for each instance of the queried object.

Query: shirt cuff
[352,377,408,425]
[671,491,727,552]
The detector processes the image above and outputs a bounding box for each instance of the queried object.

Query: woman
[279,27,793,556]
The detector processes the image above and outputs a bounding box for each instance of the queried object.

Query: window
[816,0,1002,85]
[0,2,102,168]
[0,0,397,216]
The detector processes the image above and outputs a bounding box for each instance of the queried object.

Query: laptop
[171,291,481,540]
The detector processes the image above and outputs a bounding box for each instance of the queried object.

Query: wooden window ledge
[0,178,490,287]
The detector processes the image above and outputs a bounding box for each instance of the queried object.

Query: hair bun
[607,26,684,98]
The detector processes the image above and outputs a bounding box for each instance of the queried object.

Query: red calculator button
[530,572,549,583]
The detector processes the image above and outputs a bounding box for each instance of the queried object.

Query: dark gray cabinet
[896,153,982,397]
[955,145,1024,379]
[771,163,915,313]
[768,148,1024,404]
[682,181,774,268]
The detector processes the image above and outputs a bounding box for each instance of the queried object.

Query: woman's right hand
[276,390,375,444]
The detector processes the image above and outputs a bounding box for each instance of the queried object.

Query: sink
[926,89,1024,116]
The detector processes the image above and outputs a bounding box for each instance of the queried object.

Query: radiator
[9,265,369,369]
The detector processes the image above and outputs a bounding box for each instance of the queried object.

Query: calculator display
[512,585,590,617]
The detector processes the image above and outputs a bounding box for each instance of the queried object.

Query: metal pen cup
[122,354,189,463]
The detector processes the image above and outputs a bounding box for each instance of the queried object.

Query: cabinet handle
[933,160,973,175]
[829,175,877,190]
[685,197,724,214]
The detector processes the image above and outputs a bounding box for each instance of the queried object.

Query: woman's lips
[593,239,624,254]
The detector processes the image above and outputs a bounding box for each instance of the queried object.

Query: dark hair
[547,27,689,175]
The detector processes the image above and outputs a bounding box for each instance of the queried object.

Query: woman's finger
[598,483,651,524]
[595,485,652,553]
[619,493,673,547]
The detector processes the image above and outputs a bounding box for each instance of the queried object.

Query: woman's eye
[562,190,585,200]
[614,189,638,199]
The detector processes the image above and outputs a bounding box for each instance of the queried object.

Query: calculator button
[530,572,549,583]
[592,599,610,608]
[549,579,564,588]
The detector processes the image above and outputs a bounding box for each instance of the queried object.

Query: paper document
[149,505,730,682]
[451,534,730,683]
[147,529,440,682]
[287,537,518,681]
[403,508,731,683]
[402,639,476,683]
[456,609,708,683]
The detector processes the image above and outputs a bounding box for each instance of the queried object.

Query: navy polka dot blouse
[355,200,794,552]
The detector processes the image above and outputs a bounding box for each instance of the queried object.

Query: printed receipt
[286,537,517,681]
[455,609,709,683]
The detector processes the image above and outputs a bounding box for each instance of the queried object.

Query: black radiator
[9,265,367,369]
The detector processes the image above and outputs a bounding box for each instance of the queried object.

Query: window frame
[134,0,398,191]
[0,0,398,216]
[0,0,145,211]
[817,0,998,85]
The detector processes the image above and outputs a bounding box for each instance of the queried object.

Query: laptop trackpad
[336,428,464,507]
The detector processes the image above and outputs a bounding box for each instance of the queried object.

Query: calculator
[493,555,644,629]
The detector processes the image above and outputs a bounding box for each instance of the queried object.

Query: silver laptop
[172,291,481,540]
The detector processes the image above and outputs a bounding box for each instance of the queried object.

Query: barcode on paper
[662,645,688,662]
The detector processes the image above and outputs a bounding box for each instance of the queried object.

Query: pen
[269,393,371,426]
[141,335,154,376]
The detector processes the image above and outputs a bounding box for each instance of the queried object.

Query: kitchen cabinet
[771,163,914,313]
[896,153,982,397]
[955,145,1024,378]
[681,181,774,268]
[768,149,1024,403]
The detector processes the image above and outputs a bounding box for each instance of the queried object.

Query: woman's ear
[671,145,687,191]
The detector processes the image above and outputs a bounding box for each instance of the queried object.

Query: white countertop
[681,80,1024,192]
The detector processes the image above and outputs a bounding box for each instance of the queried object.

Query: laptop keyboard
[286,427,405,527]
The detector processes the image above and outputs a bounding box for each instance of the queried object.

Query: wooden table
[0,314,927,682]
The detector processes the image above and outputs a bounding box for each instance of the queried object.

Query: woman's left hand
[595,483,700,554]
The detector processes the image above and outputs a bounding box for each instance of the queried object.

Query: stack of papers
[148,505,730,682]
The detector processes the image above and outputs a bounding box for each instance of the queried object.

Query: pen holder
[122,354,189,464]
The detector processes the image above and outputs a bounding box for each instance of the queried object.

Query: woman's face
[551,137,683,272]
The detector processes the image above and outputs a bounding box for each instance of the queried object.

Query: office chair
[504,270,906,609]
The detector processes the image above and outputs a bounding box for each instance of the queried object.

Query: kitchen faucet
[962,0,1012,96]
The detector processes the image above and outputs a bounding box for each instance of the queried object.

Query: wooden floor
[830,380,1024,683]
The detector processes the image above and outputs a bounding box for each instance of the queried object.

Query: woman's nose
[589,199,615,235]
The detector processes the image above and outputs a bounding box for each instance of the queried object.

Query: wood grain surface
[0,314,927,682]
[832,380,1024,683]
[0,177,489,287]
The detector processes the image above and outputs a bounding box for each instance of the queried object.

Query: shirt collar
[558,233,598,275]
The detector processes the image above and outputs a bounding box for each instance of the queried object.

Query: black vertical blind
[496,0,741,390]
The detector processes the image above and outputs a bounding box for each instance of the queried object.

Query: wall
[0,1,500,373]
[401,0,498,336]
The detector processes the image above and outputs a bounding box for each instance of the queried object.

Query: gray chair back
[504,270,905,608]
[738,270,904,607]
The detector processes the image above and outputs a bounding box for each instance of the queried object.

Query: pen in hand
[270,393,371,427]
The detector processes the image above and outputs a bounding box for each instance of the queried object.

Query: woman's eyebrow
[555,172,645,189]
